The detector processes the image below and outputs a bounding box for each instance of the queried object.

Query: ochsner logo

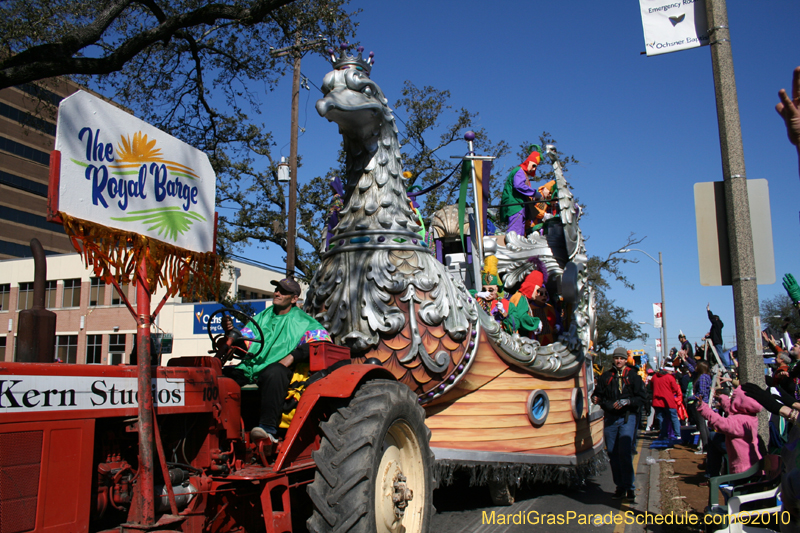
[0,376,185,413]
[71,128,206,243]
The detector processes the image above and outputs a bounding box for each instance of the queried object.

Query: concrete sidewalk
[640,431,713,532]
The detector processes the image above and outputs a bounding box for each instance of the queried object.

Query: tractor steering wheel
[206,307,264,366]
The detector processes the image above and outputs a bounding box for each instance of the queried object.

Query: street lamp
[620,248,667,370]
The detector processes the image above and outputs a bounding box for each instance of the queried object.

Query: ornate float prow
[308,45,604,494]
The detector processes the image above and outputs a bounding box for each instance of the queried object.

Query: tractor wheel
[307,379,433,533]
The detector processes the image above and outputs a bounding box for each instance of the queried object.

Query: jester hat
[481,255,503,289]
[519,256,548,298]
[521,151,541,176]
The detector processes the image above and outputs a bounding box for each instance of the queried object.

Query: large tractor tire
[307,379,433,533]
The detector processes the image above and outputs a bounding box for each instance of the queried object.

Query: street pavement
[430,435,665,533]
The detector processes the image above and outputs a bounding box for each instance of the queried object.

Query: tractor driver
[222,278,331,444]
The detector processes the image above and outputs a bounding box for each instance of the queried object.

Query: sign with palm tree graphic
[54,90,216,254]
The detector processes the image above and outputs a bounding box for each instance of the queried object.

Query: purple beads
[378,236,385,242]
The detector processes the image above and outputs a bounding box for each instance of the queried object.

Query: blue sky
[244,1,800,356]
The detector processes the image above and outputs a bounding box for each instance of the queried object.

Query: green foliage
[393,81,510,221]
[0,0,358,279]
[760,292,800,339]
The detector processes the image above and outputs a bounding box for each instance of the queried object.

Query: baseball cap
[271,278,302,296]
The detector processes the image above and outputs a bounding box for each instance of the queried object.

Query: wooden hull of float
[424,329,604,466]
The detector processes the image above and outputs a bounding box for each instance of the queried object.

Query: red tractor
[0,301,434,532]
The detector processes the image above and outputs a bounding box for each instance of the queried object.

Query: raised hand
[783,273,800,304]
[742,382,783,415]
[776,66,800,147]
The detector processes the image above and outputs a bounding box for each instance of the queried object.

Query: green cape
[235,305,326,383]
[499,165,525,220]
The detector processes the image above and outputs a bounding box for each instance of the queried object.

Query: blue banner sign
[193,301,268,335]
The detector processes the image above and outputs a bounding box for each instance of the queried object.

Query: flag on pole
[639,0,709,56]
[653,303,663,328]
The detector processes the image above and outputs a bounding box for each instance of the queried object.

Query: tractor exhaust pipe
[16,239,57,362]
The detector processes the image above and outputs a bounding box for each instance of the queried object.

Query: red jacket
[650,371,680,409]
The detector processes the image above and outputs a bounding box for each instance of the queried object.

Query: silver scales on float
[306,44,603,500]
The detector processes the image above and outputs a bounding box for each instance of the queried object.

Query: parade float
[307,45,604,502]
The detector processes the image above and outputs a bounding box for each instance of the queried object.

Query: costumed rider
[503,263,542,339]
[530,180,557,233]
[504,261,561,345]
[500,149,548,237]
[222,278,331,444]
[475,255,507,322]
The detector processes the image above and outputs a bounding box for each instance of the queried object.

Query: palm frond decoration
[111,207,206,242]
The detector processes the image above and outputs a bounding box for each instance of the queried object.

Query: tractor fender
[273,363,395,472]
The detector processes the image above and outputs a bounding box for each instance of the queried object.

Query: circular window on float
[571,387,585,420]
[526,390,550,427]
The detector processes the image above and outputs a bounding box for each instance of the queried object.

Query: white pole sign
[639,0,709,56]
[55,91,216,253]
[653,302,663,328]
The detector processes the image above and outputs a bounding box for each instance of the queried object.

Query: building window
[45,280,57,308]
[63,278,81,307]
[56,335,78,364]
[90,277,105,307]
[0,336,5,360]
[109,334,126,365]
[0,284,9,311]
[17,282,34,310]
[111,283,130,306]
[86,334,103,364]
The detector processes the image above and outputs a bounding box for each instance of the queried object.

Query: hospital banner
[639,0,709,56]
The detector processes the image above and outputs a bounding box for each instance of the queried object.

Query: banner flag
[639,0,709,56]
[654,302,663,328]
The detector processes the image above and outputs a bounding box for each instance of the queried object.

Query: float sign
[54,91,216,253]
[639,0,709,56]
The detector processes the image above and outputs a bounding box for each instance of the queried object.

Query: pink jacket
[697,387,762,474]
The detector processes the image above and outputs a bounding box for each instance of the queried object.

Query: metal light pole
[621,248,667,369]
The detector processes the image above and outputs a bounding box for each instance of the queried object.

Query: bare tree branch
[0,0,296,89]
